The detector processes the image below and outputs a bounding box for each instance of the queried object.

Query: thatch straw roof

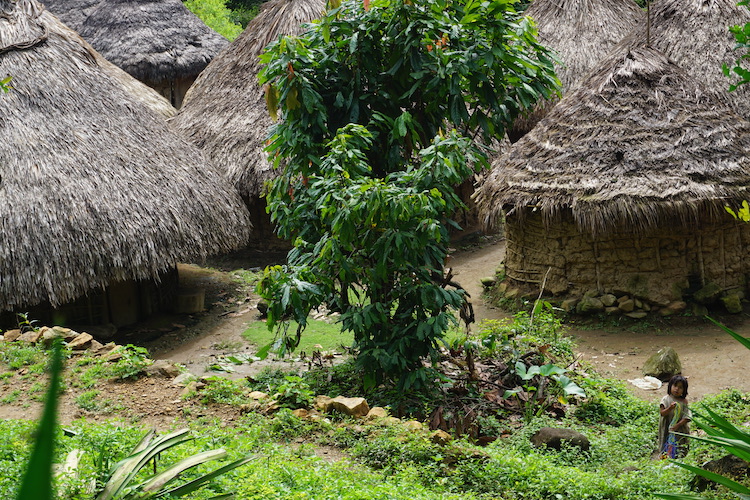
[620,0,750,118]
[475,46,750,235]
[0,0,252,311]
[511,0,644,137]
[42,0,229,82]
[169,0,326,200]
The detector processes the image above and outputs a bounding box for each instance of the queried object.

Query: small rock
[480,276,497,288]
[402,420,423,432]
[314,395,335,412]
[618,299,635,313]
[51,326,79,342]
[625,311,648,319]
[18,329,44,343]
[292,408,309,419]
[331,396,370,417]
[3,329,21,342]
[600,294,617,307]
[643,347,681,381]
[721,294,743,314]
[530,427,590,451]
[691,303,709,317]
[94,342,117,356]
[145,360,180,378]
[365,407,389,421]
[67,333,93,350]
[431,430,452,446]
[576,296,604,314]
[172,373,196,386]
[249,391,269,400]
[180,381,199,397]
[561,299,579,313]
[617,295,631,305]
[604,306,620,316]
[659,301,687,317]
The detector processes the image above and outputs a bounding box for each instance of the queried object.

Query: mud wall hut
[0,0,252,328]
[509,0,644,141]
[42,0,229,108]
[475,47,750,308]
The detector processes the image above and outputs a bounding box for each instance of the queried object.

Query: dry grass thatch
[42,0,229,82]
[512,0,645,137]
[620,0,750,119]
[169,0,326,200]
[475,46,750,235]
[0,0,252,311]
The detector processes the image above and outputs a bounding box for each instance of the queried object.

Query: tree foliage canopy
[724,0,750,90]
[257,0,559,389]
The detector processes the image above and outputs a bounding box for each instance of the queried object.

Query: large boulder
[643,347,681,381]
[530,427,590,451]
[693,282,723,305]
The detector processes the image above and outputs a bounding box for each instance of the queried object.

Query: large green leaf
[15,340,63,500]
[140,449,228,493]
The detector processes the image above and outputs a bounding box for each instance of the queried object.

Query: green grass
[242,318,353,355]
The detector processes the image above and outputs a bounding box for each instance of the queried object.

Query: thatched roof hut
[0,0,252,318]
[42,0,230,108]
[169,0,326,241]
[619,0,750,119]
[475,46,750,306]
[510,0,644,141]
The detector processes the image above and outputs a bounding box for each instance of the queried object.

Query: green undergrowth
[3,311,750,499]
[3,387,749,500]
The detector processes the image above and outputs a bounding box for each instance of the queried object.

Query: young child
[658,375,691,459]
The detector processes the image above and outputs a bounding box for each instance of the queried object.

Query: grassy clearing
[242,318,353,354]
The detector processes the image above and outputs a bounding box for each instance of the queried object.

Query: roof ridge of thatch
[511,0,645,136]
[0,0,251,311]
[615,0,750,118]
[476,45,750,235]
[42,0,229,82]
[169,0,326,200]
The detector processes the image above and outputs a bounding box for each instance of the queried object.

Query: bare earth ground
[1,237,749,427]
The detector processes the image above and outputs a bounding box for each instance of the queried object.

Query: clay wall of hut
[504,210,750,305]
[0,268,179,329]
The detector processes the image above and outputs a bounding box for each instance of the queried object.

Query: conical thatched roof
[476,46,750,235]
[169,0,326,200]
[511,0,644,138]
[0,0,252,311]
[42,0,229,82]
[620,0,750,118]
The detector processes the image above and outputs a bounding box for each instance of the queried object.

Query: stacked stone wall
[504,211,750,305]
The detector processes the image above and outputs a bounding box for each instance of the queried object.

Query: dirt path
[152,238,750,403]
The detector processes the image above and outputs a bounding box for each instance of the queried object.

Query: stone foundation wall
[504,211,750,305]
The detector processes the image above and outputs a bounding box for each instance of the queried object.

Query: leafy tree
[257,0,559,389]
[226,0,264,28]
[723,0,750,90]
[183,0,243,40]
